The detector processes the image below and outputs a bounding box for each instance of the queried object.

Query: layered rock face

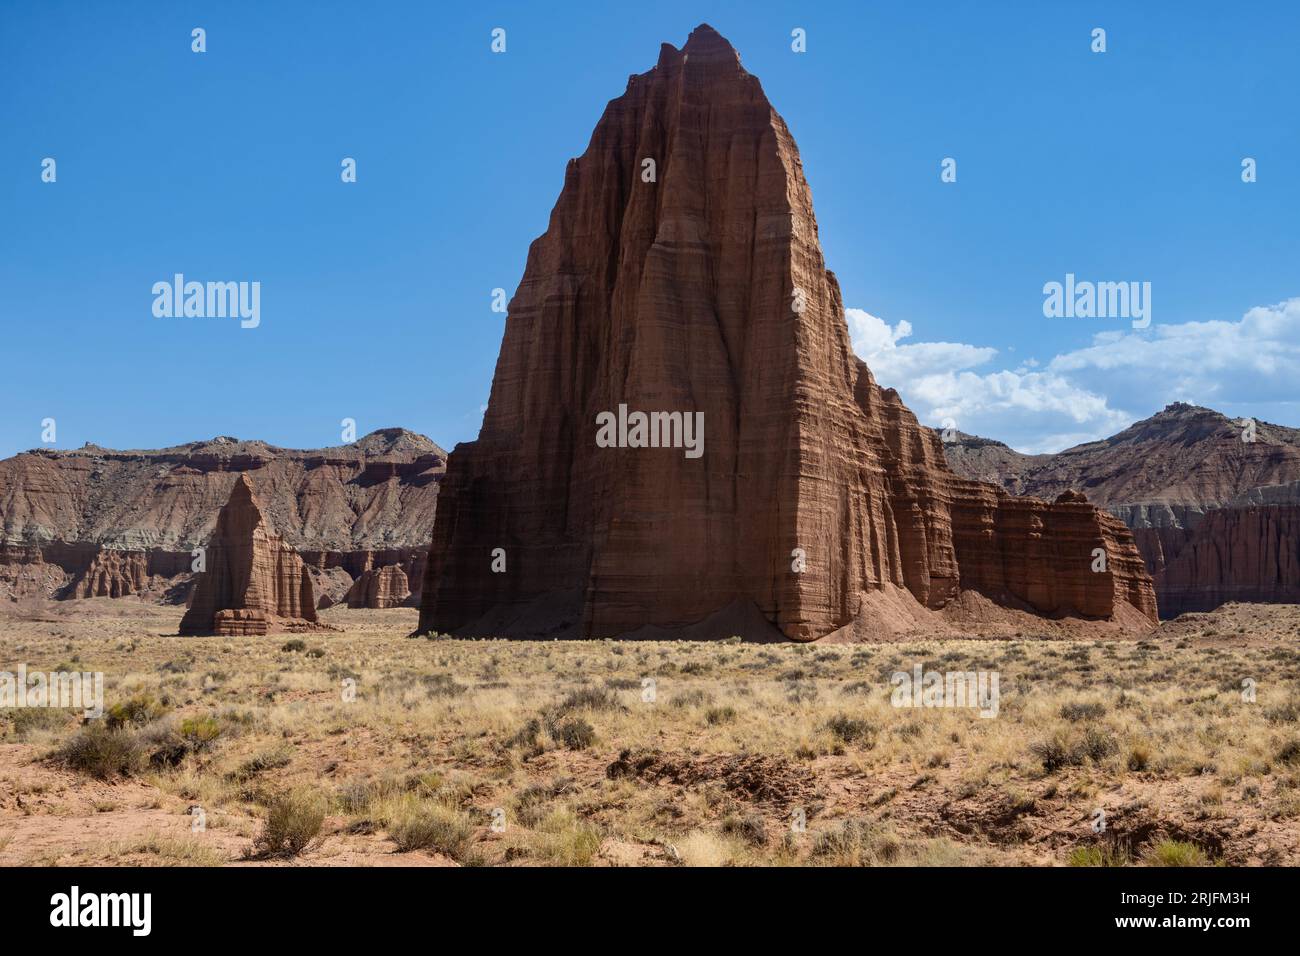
[419,25,1156,641]
[0,429,444,604]
[1136,508,1300,613]
[0,541,192,603]
[945,403,1300,617]
[179,475,319,636]
[345,564,411,609]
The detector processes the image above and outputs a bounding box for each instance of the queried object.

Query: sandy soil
[1,599,1298,867]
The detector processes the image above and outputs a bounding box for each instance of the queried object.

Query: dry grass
[1,600,1299,866]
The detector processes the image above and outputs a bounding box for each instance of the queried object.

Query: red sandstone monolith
[419,25,1156,640]
[179,475,318,635]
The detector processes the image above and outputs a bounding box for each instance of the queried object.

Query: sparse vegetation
[251,789,327,858]
[52,722,143,779]
[5,600,1300,866]
[1143,840,1209,867]
[387,802,473,858]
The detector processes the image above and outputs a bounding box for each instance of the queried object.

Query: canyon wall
[0,429,443,605]
[945,404,1300,617]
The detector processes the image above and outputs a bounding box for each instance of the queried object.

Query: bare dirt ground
[1,599,1298,867]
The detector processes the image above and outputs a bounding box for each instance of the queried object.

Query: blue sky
[2,0,1297,459]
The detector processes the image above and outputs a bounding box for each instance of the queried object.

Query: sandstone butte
[179,475,319,636]
[418,25,1158,642]
[345,563,412,609]
[0,429,444,606]
[944,402,1300,617]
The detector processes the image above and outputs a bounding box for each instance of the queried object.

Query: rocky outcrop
[418,25,1156,641]
[944,404,1300,507]
[299,548,426,596]
[345,564,411,609]
[310,567,357,609]
[1133,508,1300,615]
[0,428,444,604]
[945,404,1300,617]
[179,475,319,636]
[0,541,192,603]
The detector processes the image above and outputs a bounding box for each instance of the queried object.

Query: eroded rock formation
[0,429,443,604]
[345,564,411,609]
[1134,508,1300,614]
[419,25,1156,641]
[945,403,1300,617]
[179,475,318,636]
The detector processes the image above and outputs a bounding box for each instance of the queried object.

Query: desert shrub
[1068,844,1131,867]
[179,716,222,752]
[670,689,713,709]
[388,803,473,858]
[1144,840,1208,866]
[1030,733,1074,773]
[824,714,875,746]
[1078,726,1120,763]
[280,639,306,653]
[106,693,169,729]
[305,647,326,659]
[252,790,327,858]
[811,819,902,866]
[705,705,737,726]
[721,813,768,846]
[1276,739,1300,766]
[1059,701,1107,722]
[1127,743,1152,772]
[53,722,142,779]
[10,708,73,740]
[229,743,293,781]
[421,673,466,697]
[553,717,596,751]
[558,686,621,712]
[529,809,601,866]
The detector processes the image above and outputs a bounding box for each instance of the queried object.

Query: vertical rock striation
[419,24,1156,640]
[179,475,318,636]
[345,564,412,609]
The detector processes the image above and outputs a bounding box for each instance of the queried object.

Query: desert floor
[1,600,1298,867]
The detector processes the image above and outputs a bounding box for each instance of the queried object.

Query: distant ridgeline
[0,429,446,611]
[942,403,1300,617]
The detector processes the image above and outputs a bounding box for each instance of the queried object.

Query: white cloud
[847,309,995,379]
[1045,298,1300,412]
[846,297,1300,454]
[846,308,1128,453]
